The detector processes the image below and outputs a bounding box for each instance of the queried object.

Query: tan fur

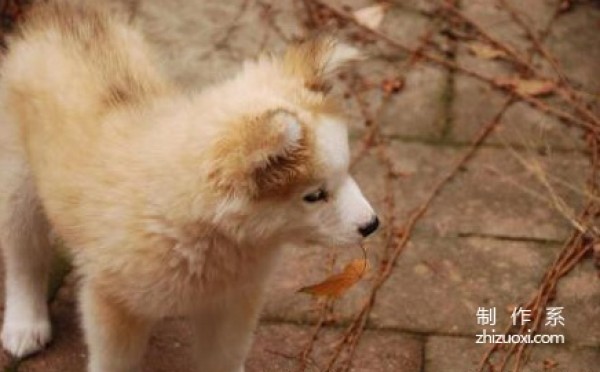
[0,2,371,371]
[283,36,361,93]
[208,109,316,199]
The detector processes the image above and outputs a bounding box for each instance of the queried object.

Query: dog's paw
[1,320,51,357]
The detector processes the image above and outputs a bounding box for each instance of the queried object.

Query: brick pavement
[1,0,599,371]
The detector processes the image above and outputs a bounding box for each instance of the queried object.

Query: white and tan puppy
[0,2,378,371]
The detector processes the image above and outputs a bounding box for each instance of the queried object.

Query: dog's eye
[303,188,328,203]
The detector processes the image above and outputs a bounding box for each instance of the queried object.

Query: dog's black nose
[358,216,379,237]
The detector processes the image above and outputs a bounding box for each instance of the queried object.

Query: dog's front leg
[80,282,153,372]
[192,287,264,372]
[0,174,53,357]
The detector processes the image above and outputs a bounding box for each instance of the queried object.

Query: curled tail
[1,1,171,136]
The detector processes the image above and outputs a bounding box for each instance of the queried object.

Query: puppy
[0,2,378,371]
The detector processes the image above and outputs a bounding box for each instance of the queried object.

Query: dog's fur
[0,2,377,371]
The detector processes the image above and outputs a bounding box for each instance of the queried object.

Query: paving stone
[336,57,402,136]
[372,236,600,346]
[327,0,434,48]
[264,225,599,347]
[390,0,438,15]
[425,335,600,372]
[378,4,435,49]
[249,323,423,372]
[412,147,587,241]
[378,64,449,139]
[450,44,588,149]
[75,0,138,19]
[551,259,600,346]
[451,1,598,148]
[351,141,588,241]
[333,7,438,140]
[312,1,436,59]
[338,57,449,141]
[262,242,371,323]
[135,0,299,89]
[461,0,560,51]
[264,232,599,344]
[546,2,600,93]
[144,319,194,372]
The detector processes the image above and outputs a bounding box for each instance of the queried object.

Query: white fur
[272,110,303,155]
[0,117,52,358]
[307,116,375,243]
[323,43,362,75]
[279,113,302,149]
[336,177,375,230]
[314,116,350,174]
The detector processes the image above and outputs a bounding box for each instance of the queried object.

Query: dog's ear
[208,110,312,198]
[283,36,362,93]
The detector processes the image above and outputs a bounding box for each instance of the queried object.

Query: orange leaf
[299,259,369,298]
[495,77,556,97]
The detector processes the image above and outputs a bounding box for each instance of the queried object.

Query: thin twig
[496,0,600,129]
[442,1,534,74]
[306,0,599,133]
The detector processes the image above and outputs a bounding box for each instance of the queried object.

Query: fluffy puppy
[0,2,378,371]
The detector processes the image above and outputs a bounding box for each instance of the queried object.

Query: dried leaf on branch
[467,41,508,60]
[495,77,556,97]
[298,259,369,298]
[352,4,388,30]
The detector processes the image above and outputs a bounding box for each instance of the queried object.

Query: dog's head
[205,37,378,247]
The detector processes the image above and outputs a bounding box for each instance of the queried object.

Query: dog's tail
[0,1,171,140]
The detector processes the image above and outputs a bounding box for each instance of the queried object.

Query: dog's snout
[358,216,379,237]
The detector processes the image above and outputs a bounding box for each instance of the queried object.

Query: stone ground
[1,0,600,371]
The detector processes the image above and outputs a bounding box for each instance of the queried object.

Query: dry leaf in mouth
[353,4,388,30]
[467,41,507,60]
[299,258,369,298]
[495,77,556,97]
